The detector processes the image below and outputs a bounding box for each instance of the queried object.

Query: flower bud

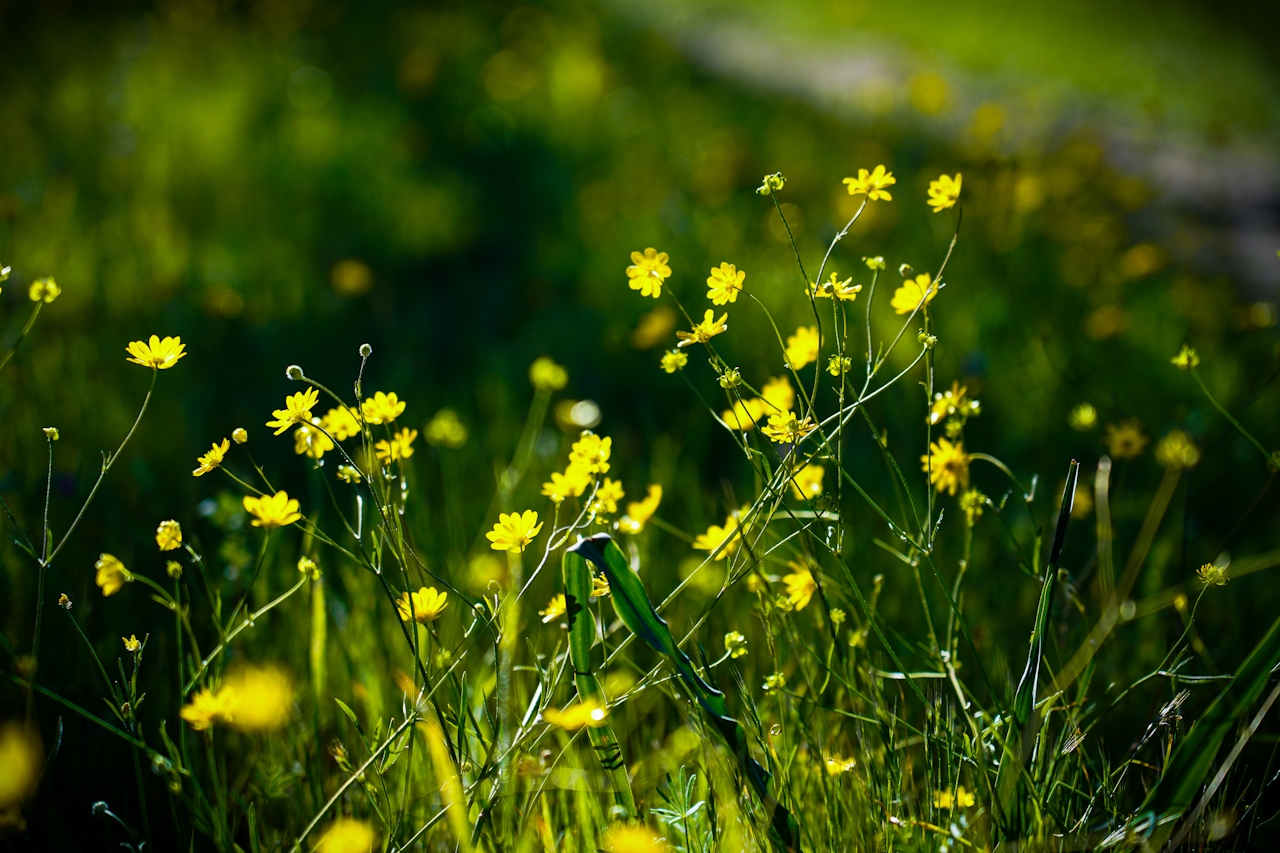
[232,427,248,444]
[43,427,59,441]
[359,343,372,357]
[286,364,304,380]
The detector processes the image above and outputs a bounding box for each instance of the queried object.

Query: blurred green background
[4,0,1280,844]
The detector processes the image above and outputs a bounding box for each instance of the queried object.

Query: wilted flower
[336,465,362,484]
[297,556,320,581]
[193,438,230,477]
[827,355,852,376]
[863,256,886,270]
[1170,344,1200,370]
[42,427,59,441]
[1197,563,1228,587]
[122,635,142,653]
[756,172,786,195]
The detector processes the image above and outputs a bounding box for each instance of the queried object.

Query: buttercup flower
[722,398,766,431]
[789,463,824,500]
[1171,344,1200,370]
[922,437,971,495]
[232,427,248,444]
[125,335,186,369]
[761,411,817,445]
[294,422,335,460]
[543,700,608,730]
[267,388,320,434]
[763,672,786,693]
[193,438,230,477]
[706,262,746,305]
[1197,563,1228,587]
[626,248,671,299]
[180,686,236,732]
[396,587,448,623]
[1068,403,1098,431]
[43,427,59,441]
[375,427,418,463]
[590,477,625,515]
[659,350,687,373]
[810,272,862,302]
[959,489,986,526]
[95,553,130,597]
[693,513,740,560]
[759,376,795,413]
[724,630,748,659]
[825,755,856,776]
[297,556,321,581]
[676,310,728,348]
[1155,429,1200,471]
[569,431,612,474]
[602,824,667,853]
[784,326,820,370]
[529,356,569,391]
[890,273,938,315]
[321,406,362,441]
[122,635,141,653]
[222,665,293,731]
[540,593,566,623]
[618,484,662,534]
[783,561,817,610]
[425,409,468,448]
[1103,419,1148,459]
[927,173,962,212]
[243,490,302,530]
[487,510,543,553]
[843,164,896,200]
[318,819,377,853]
[542,464,593,502]
[863,256,886,270]
[360,391,405,425]
[827,355,852,376]
[156,520,182,551]
[934,786,976,810]
[756,172,786,195]
[28,277,61,303]
[929,381,980,426]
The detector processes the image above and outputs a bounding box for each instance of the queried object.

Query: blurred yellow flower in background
[659,350,687,373]
[784,325,820,369]
[180,686,236,732]
[322,406,362,441]
[0,723,43,809]
[1155,429,1200,470]
[590,477,625,514]
[487,510,543,553]
[529,356,569,391]
[626,247,671,298]
[934,786,975,809]
[789,463,824,500]
[540,593,566,623]
[156,520,182,551]
[28,277,61,303]
[783,561,817,610]
[94,553,130,596]
[543,699,608,730]
[318,819,377,853]
[1103,419,1148,459]
[693,514,740,560]
[375,427,418,463]
[126,334,186,369]
[922,437,970,495]
[294,422,335,460]
[425,409,467,447]
[243,490,302,529]
[619,484,662,534]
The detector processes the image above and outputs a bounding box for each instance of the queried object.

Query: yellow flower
[759,376,795,413]
[706,262,746,305]
[724,630,748,659]
[693,514,740,560]
[1155,429,1200,471]
[543,699,608,730]
[761,411,817,445]
[927,173,962,212]
[155,520,182,551]
[810,272,862,302]
[1197,563,1228,587]
[122,635,141,653]
[539,593,567,623]
[0,723,42,808]
[232,427,248,444]
[864,255,886,270]
[43,427,59,441]
[602,823,668,853]
[222,665,293,732]
[959,489,986,526]
[1103,419,1148,460]
[789,463,824,500]
[934,786,976,810]
[626,248,671,299]
[321,406,362,441]
[618,484,663,534]
[530,356,569,391]
[336,465,362,484]
[486,510,543,553]
[1068,403,1098,431]
[95,553,130,597]
[762,672,786,692]
[166,561,183,578]
[125,335,187,369]
[243,490,302,530]
[294,422,335,460]
[929,381,979,425]
[375,427,418,463]
[784,325,820,370]
[922,437,971,496]
[267,388,320,435]
[317,819,378,853]
[297,556,321,581]
[193,438,230,477]
[783,561,817,610]
[542,464,594,502]
[569,431,612,474]
[1171,344,1200,370]
[756,172,786,195]
[591,573,611,597]
[659,350,688,373]
[425,409,468,448]
[590,477,625,514]
[722,398,766,431]
[890,272,938,314]
[825,755,856,776]
[675,310,728,348]
[360,391,405,425]
[180,686,236,731]
[827,355,852,376]
[842,164,896,200]
[28,277,61,303]
[396,587,448,623]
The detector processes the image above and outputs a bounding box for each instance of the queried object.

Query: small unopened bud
[232,427,248,444]
[286,364,304,380]
[917,330,937,349]
[43,427,59,441]
[359,343,372,358]
[58,593,71,610]
[718,367,742,389]
[898,263,914,278]
[166,560,183,579]
[92,801,108,816]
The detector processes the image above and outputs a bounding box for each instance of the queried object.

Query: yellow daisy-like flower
[1103,419,1149,460]
[929,381,980,425]
[122,634,142,653]
[784,325,820,370]
[125,335,187,369]
[934,786,976,810]
[294,422,335,460]
[569,431,612,474]
[155,520,182,551]
[590,477,625,515]
[626,248,671,299]
[693,513,741,561]
[424,409,468,448]
[543,699,608,730]
[360,391,405,425]
[927,173,962,212]
[761,411,817,445]
[706,262,746,305]
[1155,429,1200,471]
[321,406,362,441]
[222,665,293,732]
[756,172,786,195]
[375,427,418,463]
[267,388,320,435]
[659,350,687,373]
[28,277,61,303]
[539,593,566,623]
[890,272,938,315]
[842,164,896,201]
[542,464,594,503]
[789,463,824,500]
[810,272,862,302]
[486,510,543,553]
[675,310,728,348]
[783,561,817,610]
[95,553,130,597]
[618,484,662,534]
[193,438,230,477]
[180,686,236,732]
[317,819,378,853]
[922,437,971,496]
[243,490,302,530]
[396,587,448,623]
[825,755,856,776]
[529,356,569,391]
